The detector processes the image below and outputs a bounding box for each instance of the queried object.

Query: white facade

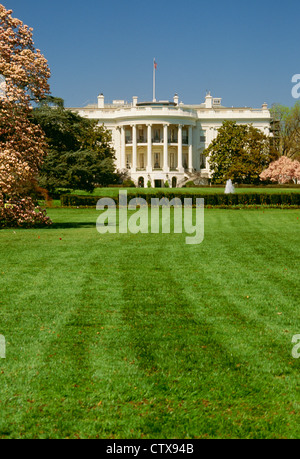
[70,93,271,187]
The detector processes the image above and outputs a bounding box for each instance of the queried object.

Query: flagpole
[153,58,156,102]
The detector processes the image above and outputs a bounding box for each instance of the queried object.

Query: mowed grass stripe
[99,212,300,438]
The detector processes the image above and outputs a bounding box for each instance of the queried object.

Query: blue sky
[2,0,300,108]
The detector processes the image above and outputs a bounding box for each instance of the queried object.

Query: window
[169,128,177,143]
[154,129,160,142]
[170,153,175,169]
[154,153,160,169]
[183,153,188,169]
[125,129,132,143]
[182,129,188,144]
[200,131,206,143]
[139,154,145,169]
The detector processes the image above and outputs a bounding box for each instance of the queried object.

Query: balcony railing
[126,137,189,145]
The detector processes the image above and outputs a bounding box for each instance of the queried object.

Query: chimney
[173,93,179,105]
[205,91,213,109]
[262,102,268,111]
[97,93,104,109]
[132,96,138,107]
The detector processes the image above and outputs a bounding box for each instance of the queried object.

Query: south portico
[116,104,196,187]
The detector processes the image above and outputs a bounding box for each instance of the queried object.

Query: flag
[154,59,157,70]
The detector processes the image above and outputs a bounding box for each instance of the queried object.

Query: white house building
[70,92,271,188]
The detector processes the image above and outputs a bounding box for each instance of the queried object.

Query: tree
[32,97,118,194]
[204,121,278,184]
[0,5,51,226]
[260,156,300,184]
[270,103,300,160]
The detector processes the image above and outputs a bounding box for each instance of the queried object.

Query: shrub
[185,181,195,187]
[0,198,52,228]
[122,179,136,188]
[60,192,300,207]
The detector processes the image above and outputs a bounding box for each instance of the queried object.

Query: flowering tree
[260,156,300,184]
[0,4,52,227]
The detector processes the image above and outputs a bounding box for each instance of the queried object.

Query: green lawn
[0,208,300,438]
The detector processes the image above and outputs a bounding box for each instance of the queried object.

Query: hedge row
[61,193,300,207]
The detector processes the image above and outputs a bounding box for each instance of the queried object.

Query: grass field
[0,207,300,438]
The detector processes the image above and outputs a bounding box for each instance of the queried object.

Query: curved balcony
[115,105,197,125]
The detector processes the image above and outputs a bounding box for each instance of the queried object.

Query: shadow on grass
[49,221,96,229]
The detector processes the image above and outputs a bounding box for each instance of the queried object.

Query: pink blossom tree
[0,4,52,227]
[260,156,300,184]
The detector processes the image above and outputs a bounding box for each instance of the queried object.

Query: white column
[147,124,152,172]
[163,124,169,172]
[178,124,183,172]
[121,126,126,169]
[132,125,137,172]
[188,126,193,172]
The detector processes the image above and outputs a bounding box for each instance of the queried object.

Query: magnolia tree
[260,156,300,184]
[0,4,52,227]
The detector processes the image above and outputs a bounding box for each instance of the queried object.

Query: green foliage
[270,102,300,159]
[185,181,195,187]
[164,180,170,188]
[122,179,136,188]
[60,192,300,207]
[147,180,152,188]
[204,121,278,184]
[32,97,118,193]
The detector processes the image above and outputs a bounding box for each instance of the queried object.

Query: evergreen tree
[32,97,118,193]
